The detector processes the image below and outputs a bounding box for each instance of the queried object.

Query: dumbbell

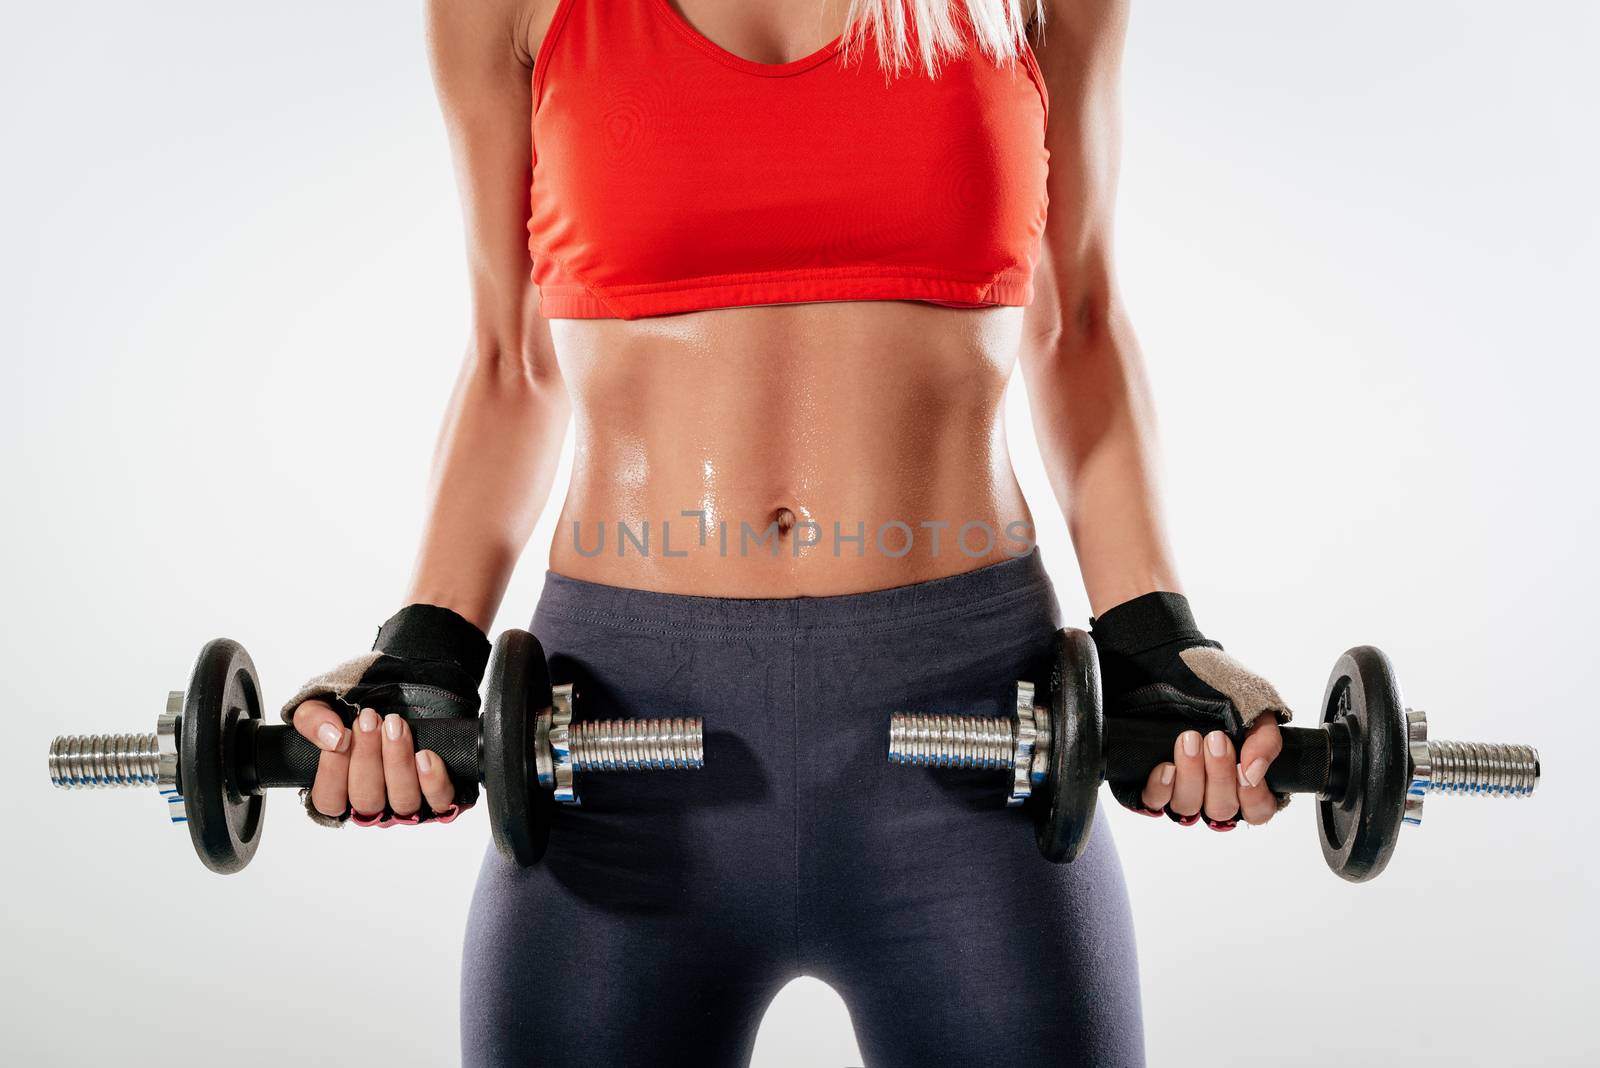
[47,630,703,874]
[886,629,1539,881]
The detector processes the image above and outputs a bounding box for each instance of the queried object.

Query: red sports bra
[527,0,1050,319]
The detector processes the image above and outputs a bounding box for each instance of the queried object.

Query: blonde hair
[842,0,1044,76]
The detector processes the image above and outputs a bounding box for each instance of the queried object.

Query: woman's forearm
[403,347,571,632]
[1023,302,1181,616]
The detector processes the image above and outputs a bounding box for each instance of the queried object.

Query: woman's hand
[291,701,459,824]
[1134,716,1285,828]
[277,603,491,827]
[1088,591,1294,831]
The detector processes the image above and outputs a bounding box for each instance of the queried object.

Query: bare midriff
[546,301,1036,597]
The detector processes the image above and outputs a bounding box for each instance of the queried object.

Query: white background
[2,2,1596,1064]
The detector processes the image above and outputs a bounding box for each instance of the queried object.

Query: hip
[515,550,1104,924]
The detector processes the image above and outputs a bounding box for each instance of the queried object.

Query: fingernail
[416,750,433,775]
[1244,758,1268,787]
[316,723,344,752]
[1159,764,1175,786]
[384,714,403,741]
[358,709,379,733]
[1237,764,1249,788]
[1206,731,1227,757]
[1181,731,1200,758]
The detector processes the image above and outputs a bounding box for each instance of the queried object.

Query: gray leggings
[461,552,1144,1066]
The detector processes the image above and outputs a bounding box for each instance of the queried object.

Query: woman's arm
[406,0,570,632]
[1023,1,1286,827]
[1021,0,1176,619]
[289,0,567,822]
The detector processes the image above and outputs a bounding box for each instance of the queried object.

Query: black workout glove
[1090,591,1293,816]
[280,603,491,827]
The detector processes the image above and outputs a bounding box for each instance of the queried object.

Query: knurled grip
[235,718,482,808]
[1102,719,1335,796]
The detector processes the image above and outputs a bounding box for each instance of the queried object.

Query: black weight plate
[1034,628,1104,864]
[1317,646,1407,883]
[181,639,266,874]
[483,629,553,867]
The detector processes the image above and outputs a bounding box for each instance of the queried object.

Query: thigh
[817,811,1144,1067]
[800,598,1145,1066]
[461,604,801,1067]
[460,851,787,1068]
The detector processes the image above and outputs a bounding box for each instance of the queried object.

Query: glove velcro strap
[279,657,481,726]
[373,604,490,681]
[1090,591,1207,655]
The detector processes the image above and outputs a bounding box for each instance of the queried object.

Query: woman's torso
[530,0,1045,596]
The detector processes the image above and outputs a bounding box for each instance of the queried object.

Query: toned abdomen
[547,301,1035,596]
